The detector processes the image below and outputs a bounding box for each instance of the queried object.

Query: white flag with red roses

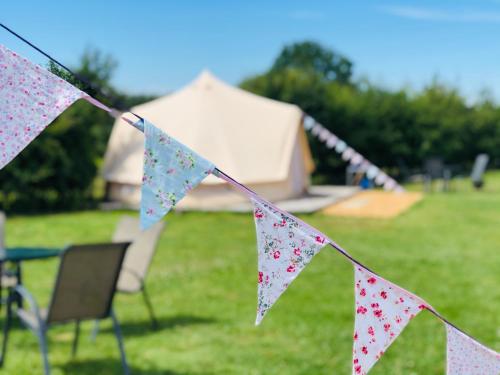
[252,199,327,325]
[0,44,87,170]
[445,324,500,375]
[352,266,427,375]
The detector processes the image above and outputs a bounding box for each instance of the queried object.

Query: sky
[3,0,500,102]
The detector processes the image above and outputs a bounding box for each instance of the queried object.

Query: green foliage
[271,41,353,84]
[242,41,500,184]
[0,49,155,213]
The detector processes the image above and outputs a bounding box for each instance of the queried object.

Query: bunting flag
[352,266,427,375]
[140,119,215,229]
[0,44,86,169]
[446,324,500,375]
[252,199,327,325]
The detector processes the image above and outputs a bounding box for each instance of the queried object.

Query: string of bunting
[302,115,404,192]
[0,26,499,374]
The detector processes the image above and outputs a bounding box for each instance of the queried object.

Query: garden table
[1,247,61,307]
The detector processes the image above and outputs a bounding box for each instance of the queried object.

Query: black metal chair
[0,242,131,375]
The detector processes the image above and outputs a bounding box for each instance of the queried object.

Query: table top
[3,247,61,262]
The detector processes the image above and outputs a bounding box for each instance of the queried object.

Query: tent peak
[193,69,222,89]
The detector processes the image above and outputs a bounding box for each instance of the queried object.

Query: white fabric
[252,199,327,325]
[446,324,500,375]
[353,266,427,375]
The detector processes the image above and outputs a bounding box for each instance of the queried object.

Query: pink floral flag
[0,44,86,169]
[446,324,500,375]
[352,266,427,375]
[252,199,328,325]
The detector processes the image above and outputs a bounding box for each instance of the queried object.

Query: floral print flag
[353,266,427,375]
[0,44,86,169]
[446,324,500,375]
[140,120,214,229]
[252,199,328,325]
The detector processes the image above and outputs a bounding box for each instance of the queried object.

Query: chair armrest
[12,285,43,322]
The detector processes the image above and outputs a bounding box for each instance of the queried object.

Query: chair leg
[36,327,50,375]
[0,292,13,367]
[71,321,80,357]
[141,286,158,329]
[110,309,129,375]
[90,319,100,342]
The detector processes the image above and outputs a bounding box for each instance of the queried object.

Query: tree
[271,41,353,84]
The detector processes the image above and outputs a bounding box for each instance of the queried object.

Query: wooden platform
[323,190,423,218]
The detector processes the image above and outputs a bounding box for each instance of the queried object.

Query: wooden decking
[323,190,423,218]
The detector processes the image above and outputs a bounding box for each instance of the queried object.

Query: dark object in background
[424,157,452,192]
[471,154,489,189]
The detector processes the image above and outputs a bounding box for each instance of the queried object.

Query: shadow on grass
[59,358,189,375]
[99,314,216,337]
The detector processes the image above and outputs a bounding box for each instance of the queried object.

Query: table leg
[14,262,22,309]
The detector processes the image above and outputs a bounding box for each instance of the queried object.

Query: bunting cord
[1,22,493,350]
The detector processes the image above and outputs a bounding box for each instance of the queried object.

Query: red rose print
[361,346,368,355]
[315,235,325,244]
[254,209,264,219]
[354,332,358,340]
[293,248,301,256]
[374,309,383,318]
[380,291,387,299]
[371,303,379,309]
[357,306,368,314]
[355,365,361,374]
[273,251,280,259]
[418,304,426,310]
[286,265,295,273]
[258,272,263,283]
[368,326,375,336]
[367,277,377,284]
[383,323,391,332]
[360,288,366,297]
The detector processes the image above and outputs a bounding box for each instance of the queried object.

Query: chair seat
[17,308,48,330]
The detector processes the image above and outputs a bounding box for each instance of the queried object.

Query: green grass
[2,173,500,374]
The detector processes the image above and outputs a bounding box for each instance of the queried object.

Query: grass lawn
[1,174,499,374]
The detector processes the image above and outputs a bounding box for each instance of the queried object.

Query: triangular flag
[140,120,215,229]
[446,324,500,375]
[251,199,328,325]
[0,44,86,169]
[352,266,427,374]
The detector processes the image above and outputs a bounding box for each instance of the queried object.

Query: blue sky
[3,0,500,101]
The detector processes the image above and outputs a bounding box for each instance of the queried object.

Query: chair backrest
[46,242,130,324]
[113,216,165,292]
[0,212,6,260]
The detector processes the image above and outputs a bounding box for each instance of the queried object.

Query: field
[1,175,499,374]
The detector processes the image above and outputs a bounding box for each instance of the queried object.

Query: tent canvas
[103,71,314,209]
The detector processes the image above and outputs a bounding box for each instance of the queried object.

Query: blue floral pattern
[140,120,215,229]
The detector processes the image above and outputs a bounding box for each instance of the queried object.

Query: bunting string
[1,23,498,373]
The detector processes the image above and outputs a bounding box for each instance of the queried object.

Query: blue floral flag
[140,119,215,229]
